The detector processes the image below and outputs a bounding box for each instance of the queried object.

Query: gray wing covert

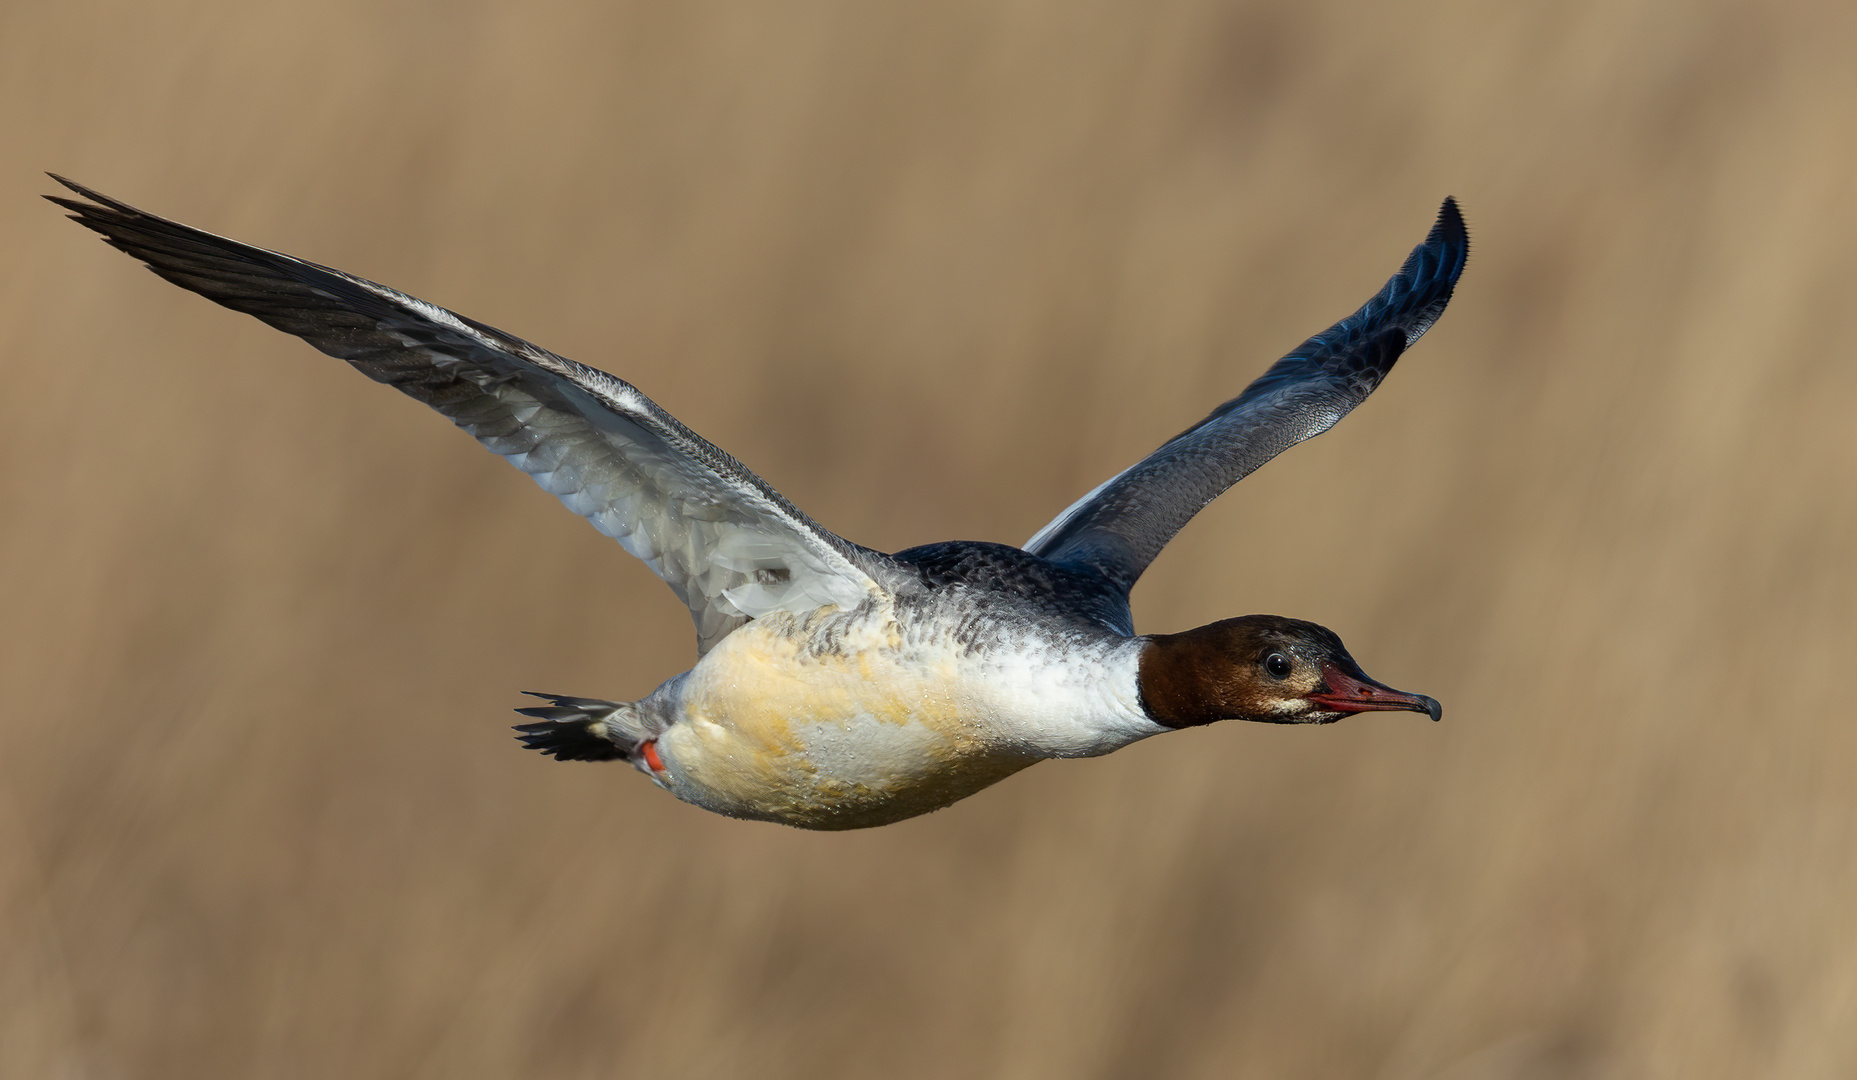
[50,177,886,653]
[1023,199,1468,594]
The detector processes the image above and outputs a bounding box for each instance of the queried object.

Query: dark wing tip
[1381,196,1469,347]
[47,173,115,205]
[45,174,148,233]
[1214,197,1470,410]
[44,175,434,345]
[47,175,262,275]
[1433,196,1468,256]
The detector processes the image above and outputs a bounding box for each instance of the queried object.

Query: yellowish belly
[652,619,1035,829]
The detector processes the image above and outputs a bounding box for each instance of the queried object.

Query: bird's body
[593,541,1163,829]
[636,600,1151,829]
[51,178,1465,829]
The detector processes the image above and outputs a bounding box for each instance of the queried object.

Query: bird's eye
[1265,653,1292,680]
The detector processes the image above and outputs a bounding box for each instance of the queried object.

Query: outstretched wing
[50,176,887,654]
[1023,199,1468,594]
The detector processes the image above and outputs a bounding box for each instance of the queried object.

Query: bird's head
[1138,615,1441,728]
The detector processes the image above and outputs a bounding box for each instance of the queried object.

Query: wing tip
[1429,196,1470,280]
[1435,195,1465,235]
[1378,196,1469,347]
[46,172,97,200]
[44,174,140,223]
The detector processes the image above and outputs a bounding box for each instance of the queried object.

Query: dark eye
[1264,653,1292,680]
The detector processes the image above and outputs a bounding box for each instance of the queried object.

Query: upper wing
[1023,199,1468,594]
[49,176,887,654]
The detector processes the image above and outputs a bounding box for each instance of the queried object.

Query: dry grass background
[3,0,1854,1076]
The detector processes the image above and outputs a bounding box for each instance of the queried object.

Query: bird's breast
[649,612,1040,829]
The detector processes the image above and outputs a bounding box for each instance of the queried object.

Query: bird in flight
[51,177,1465,829]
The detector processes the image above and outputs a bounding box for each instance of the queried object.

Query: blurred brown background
[5,0,1854,1076]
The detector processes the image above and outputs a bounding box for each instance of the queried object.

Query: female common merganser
[51,177,1465,830]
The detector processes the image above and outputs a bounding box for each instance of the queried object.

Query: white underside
[629,605,1163,829]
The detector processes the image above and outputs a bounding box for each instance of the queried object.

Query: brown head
[1137,615,1441,728]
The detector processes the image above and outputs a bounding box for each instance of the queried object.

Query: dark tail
[513,692,633,762]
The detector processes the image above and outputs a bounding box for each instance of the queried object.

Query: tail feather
[513,691,633,762]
